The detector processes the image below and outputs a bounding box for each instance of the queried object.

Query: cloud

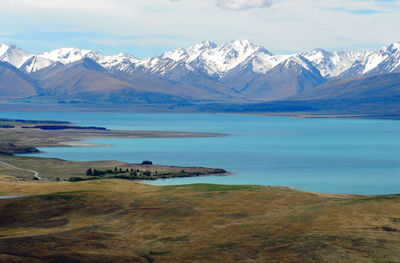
[330,7,383,14]
[171,0,275,10]
[217,0,274,10]
[216,0,274,10]
[1,0,400,57]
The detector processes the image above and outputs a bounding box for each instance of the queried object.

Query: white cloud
[0,0,400,56]
[216,0,274,10]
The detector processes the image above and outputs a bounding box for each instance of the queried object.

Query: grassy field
[1,119,399,262]
[0,176,400,263]
[0,154,226,181]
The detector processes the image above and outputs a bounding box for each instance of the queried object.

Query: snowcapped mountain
[245,52,291,74]
[222,54,325,100]
[1,40,400,103]
[158,39,270,77]
[38,48,102,65]
[20,56,57,74]
[2,40,400,80]
[0,43,32,68]
[15,47,141,74]
[302,48,364,78]
[161,41,217,63]
[97,53,140,73]
[339,42,400,78]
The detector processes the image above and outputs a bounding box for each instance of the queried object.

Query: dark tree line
[86,168,106,176]
[86,167,154,177]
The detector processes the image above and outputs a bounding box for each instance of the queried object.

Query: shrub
[68,177,85,182]
[86,168,93,176]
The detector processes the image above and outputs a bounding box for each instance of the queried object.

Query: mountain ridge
[3,40,399,78]
[0,40,399,112]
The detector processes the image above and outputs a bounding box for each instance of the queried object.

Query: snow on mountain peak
[386,42,400,52]
[1,39,400,80]
[191,40,217,49]
[38,47,102,65]
[0,43,32,68]
[0,42,10,57]
[20,56,56,74]
[161,41,218,63]
[162,48,188,62]
[193,39,269,75]
[302,48,363,78]
[283,55,312,71]
[221,39,267,56]
[157,39,270,76]
[339,42,400,76]
[228,39,255,49]
[97,52,140,72]
[247,53,290,74]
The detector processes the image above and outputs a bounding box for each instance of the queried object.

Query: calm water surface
[2,112,400,195]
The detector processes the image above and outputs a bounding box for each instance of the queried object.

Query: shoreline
[225,112,400,121]
[0,125,228,155]
[0,102,399,121]
[0,119,231,182]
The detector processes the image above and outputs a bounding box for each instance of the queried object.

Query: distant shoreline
[0,102,399,121]
[0,120,227,155]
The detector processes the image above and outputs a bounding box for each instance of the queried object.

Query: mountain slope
[31,58,185,104]
[223,55,326,100]
[293,72,400,101]
[20,56,57,74]
[0,61,39,99]
[114,62,242,102]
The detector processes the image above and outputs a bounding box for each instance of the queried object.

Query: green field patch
[33,191,90,201]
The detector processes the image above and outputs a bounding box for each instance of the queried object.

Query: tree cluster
[86,167,154,177]
[86,168,106,176]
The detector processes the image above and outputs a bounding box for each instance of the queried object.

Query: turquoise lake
[2,112,400,195]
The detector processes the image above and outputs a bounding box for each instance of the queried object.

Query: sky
[0,0,399,58]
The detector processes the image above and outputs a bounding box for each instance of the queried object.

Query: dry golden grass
[0,154,225,182]
[1,176,400,263]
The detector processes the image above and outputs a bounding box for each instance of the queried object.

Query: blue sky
[0,0,399,58]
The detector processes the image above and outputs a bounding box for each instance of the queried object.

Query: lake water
[2,112,400,195]
[0,195,25,199]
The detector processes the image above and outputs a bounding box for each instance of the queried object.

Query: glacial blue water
[2,112,400,195]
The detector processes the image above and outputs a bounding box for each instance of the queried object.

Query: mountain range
[0,40,399,114]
